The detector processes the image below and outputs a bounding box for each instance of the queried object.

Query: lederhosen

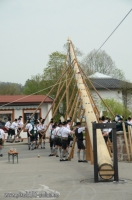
[75,128,85,150]
[38,125,45,139]
[50,130,54,148]
[0,138,3,146]
[61,137,68,150]
[9,128,15,136]
[56,135,62,147]
[30,126,38,142]
[67,135,73,146]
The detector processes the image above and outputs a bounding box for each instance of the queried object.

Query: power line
[95,9,132,54]
[0,77,73,108]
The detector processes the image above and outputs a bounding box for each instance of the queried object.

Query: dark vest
[30,126,38,136]
[75,128,83,141]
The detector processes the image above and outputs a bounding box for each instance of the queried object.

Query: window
[23,109,41,124]
[0,110,14,123]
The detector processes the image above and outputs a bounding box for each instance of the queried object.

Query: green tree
[100,98,131,119]
[0,83,23,95]
[81,49,125,80]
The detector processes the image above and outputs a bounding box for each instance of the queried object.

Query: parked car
[0,121,7,132]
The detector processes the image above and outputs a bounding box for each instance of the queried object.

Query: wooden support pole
[79,66,115,118]
[77,100,83,120]
[79,109,85,122]
[65,85,76,120]
[85,128,94,164]
[128,126,132,160]
[37,75,74,147]
[12,67,71,142]
[122,122,130,161]
[53,66,72,113]
[69,91,79,118]
[43,67,72,124]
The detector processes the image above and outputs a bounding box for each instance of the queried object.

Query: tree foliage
[81,49,125,80]
[0,82,22,95]
[100,98,131,119]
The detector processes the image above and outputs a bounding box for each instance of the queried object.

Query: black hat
[52,125,56,128]
[62,121,67,125]
[76,122,81,126]
[34,120,38,124]
[8,117,11,121]
[101,116,105,121]
[67,119,71,123]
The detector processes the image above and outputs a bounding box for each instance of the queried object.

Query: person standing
[26,119,32,150]
[10,119,18,143]
[28,120,38,150]
[0,129,5,157]
[38,119,47,149]
[60,121,74,161]
[75,122,87,163]
[16,117,23,142]
[49,119,54,156]
[5,117,11,142]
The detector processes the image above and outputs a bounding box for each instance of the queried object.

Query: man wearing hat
[48,119,55,156]
[67,119,73,147]
[5,117,11,142]
[60,121,74,161]
[75,122,87,162]
[38,119,47,149]
[28,120,38,150]
[26,119,32,150]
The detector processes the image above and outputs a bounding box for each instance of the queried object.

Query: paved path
[0,142,132,200]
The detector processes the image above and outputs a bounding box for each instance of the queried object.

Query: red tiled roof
[0,95,53,104]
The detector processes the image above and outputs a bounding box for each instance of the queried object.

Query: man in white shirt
[25,119,32,150]
[52,124,60,157]
[38,119,47,149]
[5,117,11,142]
[75,122,87,162]
[0,129,5,157]
[102,116,110,143]
[60,121,74,161]
[10,119,18,143]
[15,117,24,142]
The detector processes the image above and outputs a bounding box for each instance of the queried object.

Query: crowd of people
[0,113,132,159]
[25,118,87,162]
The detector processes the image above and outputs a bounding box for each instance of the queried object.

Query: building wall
[0,103,52,139]
[91,89,123,113]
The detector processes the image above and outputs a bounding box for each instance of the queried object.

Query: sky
[0,0,132,85]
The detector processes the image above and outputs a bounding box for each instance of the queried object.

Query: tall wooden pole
[68,39,113,178]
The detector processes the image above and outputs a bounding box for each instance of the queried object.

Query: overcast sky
[0,0,132,85]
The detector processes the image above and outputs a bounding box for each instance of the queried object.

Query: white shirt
[61,126,71,138]
[39,124,47,131]
[57,126,63,137]
[26,123,32,130]
[5,121,11,129]
[67,124,70,130]
[102,121,109,135]
[0,129,5,139]
[127,120,132,125]
[51,129,56,139]
[10,121,18,130]
[18,120,23,128]
[49,124,53,134]
[77,127,85,133]
[26,123,33,131]
[53,127,60,137]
